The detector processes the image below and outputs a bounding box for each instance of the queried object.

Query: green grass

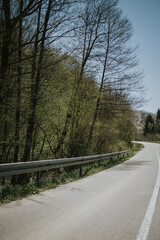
[0,143,143,204]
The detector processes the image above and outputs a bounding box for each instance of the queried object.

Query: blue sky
[119,0,160,114]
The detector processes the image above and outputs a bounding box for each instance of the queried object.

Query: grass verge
[0,143,143,204]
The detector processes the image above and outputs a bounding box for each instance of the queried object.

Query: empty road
[0,142,160,240]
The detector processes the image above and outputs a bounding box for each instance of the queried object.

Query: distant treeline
[143,109,160,141]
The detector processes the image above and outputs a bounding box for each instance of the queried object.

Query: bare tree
[54,0,113,156]
[0,0,41,163]
[87,0,144,147]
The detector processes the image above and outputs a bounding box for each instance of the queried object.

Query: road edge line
[136,147,160,240]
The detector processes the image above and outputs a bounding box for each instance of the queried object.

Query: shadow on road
[116,160,152,171]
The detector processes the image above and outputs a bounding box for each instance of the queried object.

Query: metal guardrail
[0,150,129,179]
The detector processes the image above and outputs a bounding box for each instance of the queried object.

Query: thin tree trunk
[0,0,12,96]
[54,22,99,156]
[17,0,51,184]
[13,0,23,163]
[0,0,12,161]
[87,25,110,147]
[1,107,8,163]
[22,0,52,163]
[11,0,23,184]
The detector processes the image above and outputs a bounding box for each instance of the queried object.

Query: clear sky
[119,0,160,114]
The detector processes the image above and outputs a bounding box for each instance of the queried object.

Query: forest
[0,0,144,171]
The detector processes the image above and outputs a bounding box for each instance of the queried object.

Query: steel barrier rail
[0,150,129,178]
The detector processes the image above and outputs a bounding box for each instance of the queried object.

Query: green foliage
[143,114,155,136]
[155,109,160,134]
[140,109,160,141]
[156,109,160,120]
[0,183,39,203]
[155,134,160,142]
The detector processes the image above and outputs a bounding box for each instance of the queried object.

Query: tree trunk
[11,0,23,185]
[87,24,110,147]
[0,0,12,162]
[13,0,23,163]
[22,0,51,162]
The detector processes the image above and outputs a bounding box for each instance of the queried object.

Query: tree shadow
[116,160,152,171]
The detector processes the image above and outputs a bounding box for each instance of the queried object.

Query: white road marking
[136,147,160,240]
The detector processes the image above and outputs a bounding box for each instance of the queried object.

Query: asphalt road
[0,142,160,240]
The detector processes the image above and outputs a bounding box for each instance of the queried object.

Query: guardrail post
[2,177,5,186]
[79,166,82,177]
[36,172,40,187]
